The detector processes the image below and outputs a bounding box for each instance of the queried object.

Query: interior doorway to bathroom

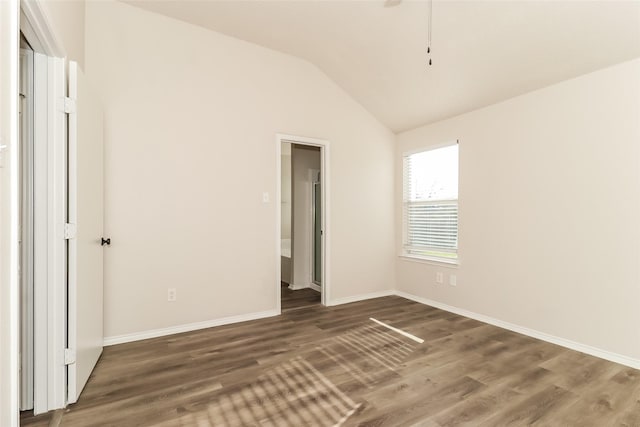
[278,136,327,312]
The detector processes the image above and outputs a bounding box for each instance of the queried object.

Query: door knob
[101,237,111,246]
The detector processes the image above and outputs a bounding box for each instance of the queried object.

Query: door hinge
[64,348,76,365]
[64,223,77,239]
[63,97,77,114]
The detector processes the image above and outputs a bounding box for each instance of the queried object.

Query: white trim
[0,0,20,424]
[276,134,330,307]
[102,288,639,369]
[275,141,282,313]
[103,310,279,346]
[326,290,396,307]
[31,52,51,415]
[320,141,330,306]
[288,282,321,292]
[20,0,65,58]
[398,255,459,267]
[402,140,458,157]
[31,51,46,414]
[395,290,640,370]
[66,60,79,405]
[288,282,310,291]
[47,56,67,410]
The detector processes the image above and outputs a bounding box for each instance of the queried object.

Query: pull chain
[427,0,433,66]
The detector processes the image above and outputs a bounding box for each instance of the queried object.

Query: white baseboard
[327,290,396,307]
[103,289,640,370]
[103,309,279,346]
[288,282,309,291]
[289,282,322,292]
[395,290,640,370]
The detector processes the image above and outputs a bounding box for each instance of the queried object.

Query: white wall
[396,59,640,363]
[85,1,396,340]
[0,1,19,425]
[291,145,320,289]
[281,145,291,240]
[280,144,292,284]
[38,0,85,68]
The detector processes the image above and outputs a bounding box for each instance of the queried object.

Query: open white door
[67,61,104,404]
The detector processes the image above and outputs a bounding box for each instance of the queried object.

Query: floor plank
[20,296,640,426]
[281,282,321,311]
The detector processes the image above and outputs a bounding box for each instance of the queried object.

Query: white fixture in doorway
[276,134,330,312]
[309,168,322,292]
[288,146,320,292]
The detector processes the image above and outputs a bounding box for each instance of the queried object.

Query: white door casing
[275,134,330,309]
[67,61,104,404]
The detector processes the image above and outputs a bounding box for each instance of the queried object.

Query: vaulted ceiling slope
[124,0,640,133]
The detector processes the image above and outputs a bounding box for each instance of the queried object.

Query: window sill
[398,255,459,267]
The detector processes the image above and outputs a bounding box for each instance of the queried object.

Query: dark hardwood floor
[20,410,52,427]
[21,296,640,426]
[281,282,321,311]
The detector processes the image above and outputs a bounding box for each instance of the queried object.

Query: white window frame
[401,142,459,265]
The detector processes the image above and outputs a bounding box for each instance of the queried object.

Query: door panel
[19,47,35,411]
[67,61,104,403]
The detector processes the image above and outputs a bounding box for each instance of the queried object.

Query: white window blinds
[403,144,458,261]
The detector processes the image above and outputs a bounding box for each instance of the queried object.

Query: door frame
[19,0,68,414]
[276,134,330,311]
[309,169,321,290]
[1,1,20,425]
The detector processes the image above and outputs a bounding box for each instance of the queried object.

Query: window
[402,143,458,262]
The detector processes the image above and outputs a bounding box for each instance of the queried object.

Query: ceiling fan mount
[384,0,434,67]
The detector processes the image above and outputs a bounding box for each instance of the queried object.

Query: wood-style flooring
[281,282,321,311]
[21,296,640,426]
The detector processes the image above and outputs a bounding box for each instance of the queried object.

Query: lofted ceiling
[123,0,640,133]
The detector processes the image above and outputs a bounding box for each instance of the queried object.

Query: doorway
[277,135,329,312]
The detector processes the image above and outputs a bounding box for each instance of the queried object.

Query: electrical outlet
[168,288,176,302]
[449,274,457,287]
[436,272,444,284]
